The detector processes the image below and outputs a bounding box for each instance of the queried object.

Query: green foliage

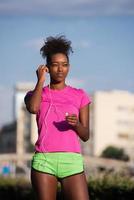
[101,146,129,161]
[0,174,134,200]
[88,173,134,200]
[0,177,34,200]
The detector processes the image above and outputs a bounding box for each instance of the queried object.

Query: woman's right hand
[36,65,49,83]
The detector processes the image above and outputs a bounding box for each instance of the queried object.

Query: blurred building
[14,82,37,157]
[92,90,134,161]
[0,121,16,153]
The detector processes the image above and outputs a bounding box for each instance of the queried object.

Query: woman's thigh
[31,168,58,200]
[61,172,90,200]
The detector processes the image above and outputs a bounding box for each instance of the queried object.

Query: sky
[0,0,134,127]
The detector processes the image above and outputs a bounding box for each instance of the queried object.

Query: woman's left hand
[65,114,79,127]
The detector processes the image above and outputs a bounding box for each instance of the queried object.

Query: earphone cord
[40,84,63,157]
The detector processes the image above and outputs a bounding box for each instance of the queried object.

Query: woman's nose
[58,65,63,72]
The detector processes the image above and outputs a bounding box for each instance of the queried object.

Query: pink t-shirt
[26,85,92,153]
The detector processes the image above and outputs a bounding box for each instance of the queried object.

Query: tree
[101,145,129,161]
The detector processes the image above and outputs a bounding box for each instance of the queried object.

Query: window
[118,133,129,139]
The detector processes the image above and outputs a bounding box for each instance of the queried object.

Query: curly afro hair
[40,35,73,66]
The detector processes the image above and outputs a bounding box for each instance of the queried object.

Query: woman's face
[49,53,70,83]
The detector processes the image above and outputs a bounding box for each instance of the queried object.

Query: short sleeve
[25,91,33,97]
[80,89,92,108]
[24,90,33,103]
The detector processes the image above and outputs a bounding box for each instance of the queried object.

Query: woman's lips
[57,73,63,77]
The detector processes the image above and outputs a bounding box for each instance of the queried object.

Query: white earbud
[65,112,69,116]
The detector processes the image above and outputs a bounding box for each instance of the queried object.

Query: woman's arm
[66,104,90,142]
[24,81,44,114]
[24,65,48,114]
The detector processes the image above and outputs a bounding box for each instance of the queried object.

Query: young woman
[24,35,92,200]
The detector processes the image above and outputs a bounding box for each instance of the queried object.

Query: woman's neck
[50,81,67,90]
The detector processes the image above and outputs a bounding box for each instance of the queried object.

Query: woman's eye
[52,63,58,67]
[51,63,68,67]
[63,63,68,67]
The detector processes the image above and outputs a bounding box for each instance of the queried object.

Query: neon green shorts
[31,152,84,179]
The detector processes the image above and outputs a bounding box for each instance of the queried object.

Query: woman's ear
[45,65,49,73]
[46,67,49,73]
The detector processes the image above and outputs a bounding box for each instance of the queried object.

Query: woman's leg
[31,168,58,200]
[61,172,90,200]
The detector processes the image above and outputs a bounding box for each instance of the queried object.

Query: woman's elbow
[85,128,91,141]
[26,105,39,114]
[82,135,89,142]
[82,131,90,142]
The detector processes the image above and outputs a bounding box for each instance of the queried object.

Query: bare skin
[31,169,58,200]
[61,173,89,200]
[25,53,90,200]
[31,169,89,200]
